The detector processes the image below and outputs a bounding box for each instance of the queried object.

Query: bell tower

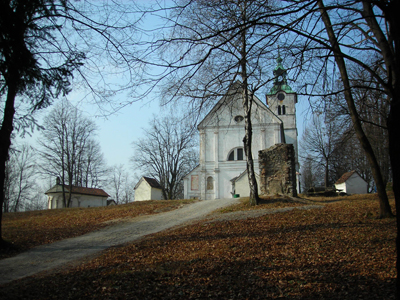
[266,55,299,190]
[266,55,297,147]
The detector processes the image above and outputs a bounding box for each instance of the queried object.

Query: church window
[282,105,286,115]
[228,151,235,161]
[234,115,244,123]
[237,148,243,160]
[207,176,214,190]
[227,148,244,161]
[278,105,281,115]
[278,93,285,101]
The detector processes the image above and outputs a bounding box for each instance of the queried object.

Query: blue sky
[14,0,310,185]
[17,88,307,184]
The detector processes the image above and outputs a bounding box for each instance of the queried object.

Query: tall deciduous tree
[3,143,37,212]
[38,100,105,207]
[300,155,322,192]
[0,0,143,245]
[107,165,135,205]
[137,0,399,289]
[259,0,400,288]
[143,0,277,205]
[0,0,83,246]
[132,116,198,200]
[300,113,343,189]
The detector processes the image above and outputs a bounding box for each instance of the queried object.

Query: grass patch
[1,199,196,259]
[0,194,396,299]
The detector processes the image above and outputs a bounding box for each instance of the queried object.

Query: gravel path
[0,198,323,285]
[0,198,240,285]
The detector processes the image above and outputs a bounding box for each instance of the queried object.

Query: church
[183,56,298,200]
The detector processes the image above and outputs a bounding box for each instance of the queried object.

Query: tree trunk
[324,157,329,189]
[318,0,393,218]
[388,94,400,299]
[0,82,17,246]
[240,2,259,206]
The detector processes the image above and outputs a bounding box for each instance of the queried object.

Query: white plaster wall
[235,173,261,197]
[217,161,249,198]
[346,175,368,194]
[151,188,163,200]
[335,175,367,194]
[71,195,106,208]
[48,194,106,208]
[185,88,298,200]
[335,182,346,193]
[200,116,284,199]
[135,181,151,201]
[48,195,63,209]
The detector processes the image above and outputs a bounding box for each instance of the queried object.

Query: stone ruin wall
[258,143,297,197]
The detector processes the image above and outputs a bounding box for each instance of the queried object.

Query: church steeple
[269,54,294,95]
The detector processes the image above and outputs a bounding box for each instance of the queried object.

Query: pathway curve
[0,198,324,286]
[0,198,240,285]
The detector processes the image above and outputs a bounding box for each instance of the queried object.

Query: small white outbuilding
[45,180,110,209]
[335,170,368,195]
[134,177,163,201]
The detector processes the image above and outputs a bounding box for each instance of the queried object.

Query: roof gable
[335,170,365,184]
[197,81,281,129]
[134,176,162,190]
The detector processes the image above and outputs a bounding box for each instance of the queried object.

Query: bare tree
[132,115,198,200]
[256,0,399,287]
[107,165,135,205]
[2,143,37,212]
[141,0,278,204]
[24,186,48,211]
[300,113,344,189]
[0,0,144,246]
[300,155,323,193]
[74,139,108,189]
[38,99,102,207]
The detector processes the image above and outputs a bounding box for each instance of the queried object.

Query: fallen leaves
[0,194,397,299]
[0,199,196,259]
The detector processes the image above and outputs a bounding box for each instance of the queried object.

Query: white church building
[183,56,298,200]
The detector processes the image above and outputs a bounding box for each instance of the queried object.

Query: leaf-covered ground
[0,194,396,299]
[0,199,196,259]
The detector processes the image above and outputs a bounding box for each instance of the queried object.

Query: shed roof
[134,176,162,190]
[335,170,357,184]
[143,177,162,189]
[45,185,109,197]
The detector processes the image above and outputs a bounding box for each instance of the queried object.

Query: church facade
[183,57,298,200]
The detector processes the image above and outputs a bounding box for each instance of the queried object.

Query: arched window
[227,148,244,161]
[237,148,243,160]
[207,176,214,190]
[278,105,281,115]
[282,105,286,115]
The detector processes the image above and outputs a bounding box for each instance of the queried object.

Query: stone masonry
[258,143,297,197]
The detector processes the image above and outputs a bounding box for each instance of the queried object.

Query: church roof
[268,55,294,95]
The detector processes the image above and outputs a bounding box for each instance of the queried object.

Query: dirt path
[0,198,240,285]
[0,198,323,285]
